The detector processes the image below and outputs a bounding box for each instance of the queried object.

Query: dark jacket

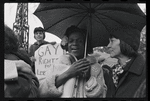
[134,78,146,98]
[102,65,116,97]
[4,50,39,97]
[112,54,146,98]
[29,41,56,57]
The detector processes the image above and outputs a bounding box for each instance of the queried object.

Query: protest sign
[34,43,66,79]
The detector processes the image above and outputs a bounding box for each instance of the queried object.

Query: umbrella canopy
[34,3,146,48]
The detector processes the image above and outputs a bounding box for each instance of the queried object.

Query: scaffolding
[13,3,29,52]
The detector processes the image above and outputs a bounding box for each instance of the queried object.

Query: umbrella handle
[84,31,88,58]
[84,7,92,58]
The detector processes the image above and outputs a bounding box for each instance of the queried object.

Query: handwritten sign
[34,43,66,80]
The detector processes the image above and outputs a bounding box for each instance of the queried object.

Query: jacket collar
[124,54,145,75]
[34,40,47,45]
[115,54,145,92]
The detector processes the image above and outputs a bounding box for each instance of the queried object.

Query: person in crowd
[38,25,114,98]
[4,25,39,97]
[28,27,56,72]
[106,26,146,97]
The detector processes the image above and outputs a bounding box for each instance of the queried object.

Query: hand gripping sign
[34,43,66,80]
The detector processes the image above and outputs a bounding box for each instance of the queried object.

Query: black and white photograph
[4,2,146,99]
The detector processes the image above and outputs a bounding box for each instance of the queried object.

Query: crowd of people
[4,24,146,98]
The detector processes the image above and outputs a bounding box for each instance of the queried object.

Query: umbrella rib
[76,13,88,26]
[79,3,103,11]
[95,11,124,26]
[66,8,87,13]
[93,3,104,9]
[35,6,86,13]
[45,11,87,30]
[93,14,110,32]
[77,3,88,10]
[96,9,145,17]
[79,3,89,9]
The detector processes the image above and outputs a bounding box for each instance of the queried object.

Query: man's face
[34,31,44,41]
[68,32,85,59]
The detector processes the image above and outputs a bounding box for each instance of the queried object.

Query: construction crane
[13,3,29,52]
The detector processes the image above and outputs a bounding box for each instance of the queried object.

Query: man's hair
[5,25,19,54]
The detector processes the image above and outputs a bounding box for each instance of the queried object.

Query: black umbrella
[34,3,146,97]
[34,3,146,52]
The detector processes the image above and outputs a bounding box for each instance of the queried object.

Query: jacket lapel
[115,71,128,90]
[128,54,145,75]
[114,57,133,92]
[114,54,145,94]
